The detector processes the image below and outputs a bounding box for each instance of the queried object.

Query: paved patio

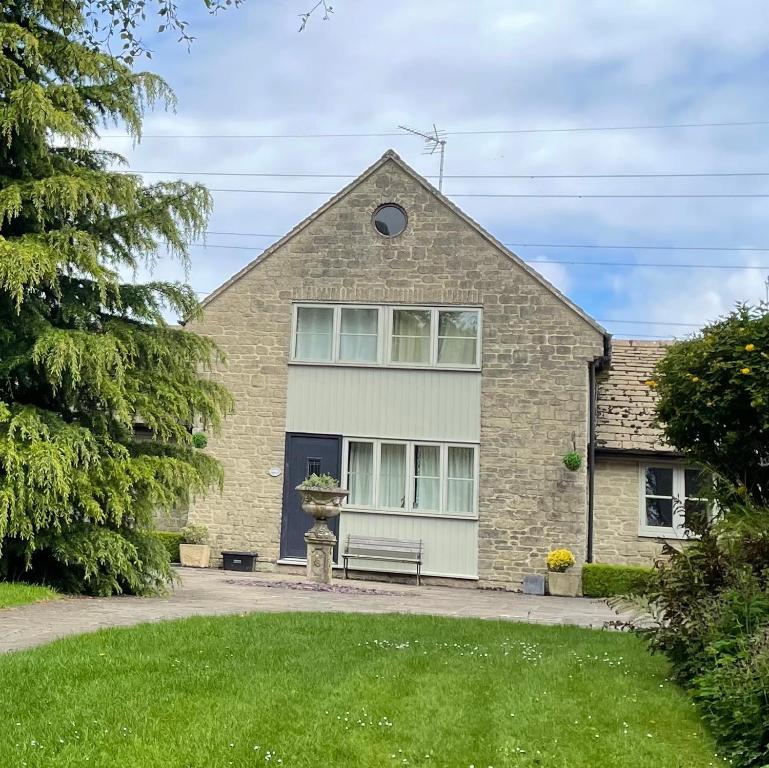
[0,568,623,654]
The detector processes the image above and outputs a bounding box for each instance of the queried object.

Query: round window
[373,204,407,238]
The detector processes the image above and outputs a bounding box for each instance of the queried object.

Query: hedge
[153,531,184,563]
[582,563,654,598]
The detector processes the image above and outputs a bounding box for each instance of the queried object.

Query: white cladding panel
[338,511,478,579]
[286,365,481,442]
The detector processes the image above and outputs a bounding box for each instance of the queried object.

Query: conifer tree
[0,1,233,595]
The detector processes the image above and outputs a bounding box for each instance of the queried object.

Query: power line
[527,258,765,270]
[202,188,769,199]
[504,242,769,253]
[203,230,769,253]
[599,318,701,327]
[128,168,769,180]
[186,243,769,270]
[97,118,769,140]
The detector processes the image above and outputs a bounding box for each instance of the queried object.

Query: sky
[98,0,769,339]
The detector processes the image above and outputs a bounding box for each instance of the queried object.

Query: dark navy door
[280,433,342,560]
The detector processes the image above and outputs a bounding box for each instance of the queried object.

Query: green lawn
[0,581,57,609]
[0,613,717,767]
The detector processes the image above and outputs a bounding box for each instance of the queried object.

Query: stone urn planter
[179,543,211,568]
[547,571,581,597]
[296,483,348,584]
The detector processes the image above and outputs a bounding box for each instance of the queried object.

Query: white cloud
[102,0,769,334]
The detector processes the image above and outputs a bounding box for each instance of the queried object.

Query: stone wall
[592,457,672,564]
[186,154,606,587]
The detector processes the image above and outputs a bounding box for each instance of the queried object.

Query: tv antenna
[398,124,447,191]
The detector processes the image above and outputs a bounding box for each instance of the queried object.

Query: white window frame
[292,304,336,363]
[291,304,384,366]
[377,440,409,512]
[638,464,708,539]
[387,306,482,369]
[289,303,481,371]
[344,438,376,508]
[412,441,444,513]
[445,443,480,516]
[341,437,479,520]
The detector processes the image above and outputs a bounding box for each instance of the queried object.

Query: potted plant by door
[546,548,580,597]
[179,525,211,568]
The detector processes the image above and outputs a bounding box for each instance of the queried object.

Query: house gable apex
[197,149,608,339]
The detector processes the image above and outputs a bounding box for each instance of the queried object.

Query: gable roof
[596,339,676,455]
[196,150,608,339]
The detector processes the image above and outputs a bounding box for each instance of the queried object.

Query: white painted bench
[342,535,423,585]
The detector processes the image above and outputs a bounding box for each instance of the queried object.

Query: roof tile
[596,340,676,453]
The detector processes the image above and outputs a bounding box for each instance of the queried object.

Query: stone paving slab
[0,568,623,654]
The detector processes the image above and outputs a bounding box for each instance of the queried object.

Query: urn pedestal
[296,486,349,584]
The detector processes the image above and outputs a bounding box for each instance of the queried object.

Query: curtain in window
[339,308,378,363]
[391,309,431,364]
[644,467,674,527]
[347,442,373,506]
[295,307,334,361]
[414,445,440,510]
[378,443,406,508]
[437,311,478,365]
[446,446,474,514]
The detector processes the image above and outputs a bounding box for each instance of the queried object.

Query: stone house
[183,150,689,588]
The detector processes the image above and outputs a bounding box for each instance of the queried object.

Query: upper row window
[292,304,481,368]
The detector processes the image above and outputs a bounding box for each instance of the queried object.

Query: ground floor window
[640,465,707,538]
[343,438,478,518]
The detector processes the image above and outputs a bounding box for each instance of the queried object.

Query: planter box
[222,551,258,572]
[547,571,581,597]
[179,543,211,568]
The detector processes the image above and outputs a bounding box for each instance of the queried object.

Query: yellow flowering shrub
[546,548,575,573]
[654,305,769,506]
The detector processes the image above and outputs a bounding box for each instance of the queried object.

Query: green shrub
[153,532,184,563]
[181,525,208,545]
[582,563,654,598]
[615,503,769,767]
[692,628,769,767]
